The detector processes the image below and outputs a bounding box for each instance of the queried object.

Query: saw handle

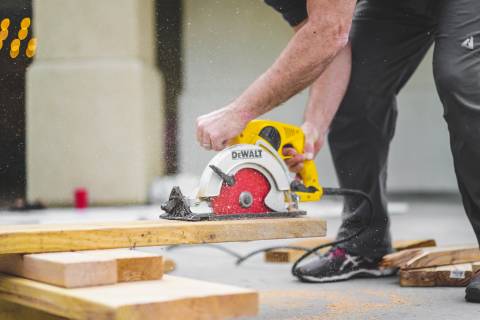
[295,158,323,201]
[232,120,323,202]
[284,144,322,202]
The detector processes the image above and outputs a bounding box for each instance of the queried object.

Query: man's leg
[329,0,438,259]
[431,0,480,302]
[295,0,440,282]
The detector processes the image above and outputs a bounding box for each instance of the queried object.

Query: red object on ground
[211,168,271,215]
[74,188,88,209]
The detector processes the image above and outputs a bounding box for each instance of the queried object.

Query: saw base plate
[160,210,307,222]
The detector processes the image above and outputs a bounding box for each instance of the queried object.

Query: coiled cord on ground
[291,187,374,282]
[167,187,374,283]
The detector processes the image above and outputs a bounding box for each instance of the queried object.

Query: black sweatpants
[267,0,480,259]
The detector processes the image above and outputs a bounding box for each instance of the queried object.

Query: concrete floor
[147,198,480,320]
[1,198,479,319]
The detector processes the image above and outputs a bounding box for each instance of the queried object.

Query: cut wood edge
[393,239,437,251]
[164,258,176,273]
[473,262,480,274]
[0,274,258,320]
[400,263,474,287]
[79,249,163,282]
[264,238,332,263]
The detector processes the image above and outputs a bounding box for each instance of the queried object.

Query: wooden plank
[0,274,258,320]
[80,249,163,282]
[264,238,332,263]
[0,218,326,255]
[0,252,117,288]
[473,262,480,274]
[265,238,437,264]
[0,299,66,320]
[381,246,480,269]
[393,239,437,251]
[380,248,426,268]
[0,249,163,288]
[164,258,176,273]
[407,247,480,269]
[400,263,475,287]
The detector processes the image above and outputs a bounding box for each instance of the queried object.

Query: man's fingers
[196,117,209,149]
[282,147,298,157]
[201,131,212,150]
[285,154,304,165]
[196,124,202,145]
[196,106,246,151]
[284,158,297,167]
[285,153,305,172]
[291,162,304,173]
[211,136,227,151]
[303,139,315,160]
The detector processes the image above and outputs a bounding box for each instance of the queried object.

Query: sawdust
[261,288,410,320]
[261,290,322,310]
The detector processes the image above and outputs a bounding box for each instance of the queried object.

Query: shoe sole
[466,296,480,303]
[298,268,397,283]
[465,292,480,303]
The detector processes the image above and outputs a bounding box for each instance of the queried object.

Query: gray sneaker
[294,247,396,283]
[466,272,480,303]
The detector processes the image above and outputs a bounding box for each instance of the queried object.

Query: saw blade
[211,168,272,215]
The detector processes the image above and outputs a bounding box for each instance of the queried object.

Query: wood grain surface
[0,218,326,255]
[0,299,66,320]
[0,274,258,320]
[382,246,480,269]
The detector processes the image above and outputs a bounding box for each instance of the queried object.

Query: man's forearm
[305,44,352,135]
[231,0,356,122]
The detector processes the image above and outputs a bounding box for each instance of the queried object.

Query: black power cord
[234,187,374,283]
[235,245,322,265]
[165,187,374,283]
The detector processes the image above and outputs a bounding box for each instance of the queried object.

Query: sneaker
[466,272,480,303]
[293,247,396,283]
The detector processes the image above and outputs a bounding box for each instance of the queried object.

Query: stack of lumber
[263,237,480,288]
[264,238,437,263]
[381,245,480,287]
[0,217,327,319]
[0,273,257,320]
[0,249,164,288]
[0,249,258,319]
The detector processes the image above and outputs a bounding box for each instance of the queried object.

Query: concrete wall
[179,0,457,193]
[27,0,164,205]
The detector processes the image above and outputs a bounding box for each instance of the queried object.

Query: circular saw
[160,120,324,221]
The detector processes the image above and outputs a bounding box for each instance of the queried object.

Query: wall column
[27,0,164,205]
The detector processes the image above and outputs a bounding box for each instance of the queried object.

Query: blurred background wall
[0,0,458,207]
[179,0,457,194]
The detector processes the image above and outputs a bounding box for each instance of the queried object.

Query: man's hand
[196,0,355,151]
[196,104,251,151]
[283,122,325,173]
